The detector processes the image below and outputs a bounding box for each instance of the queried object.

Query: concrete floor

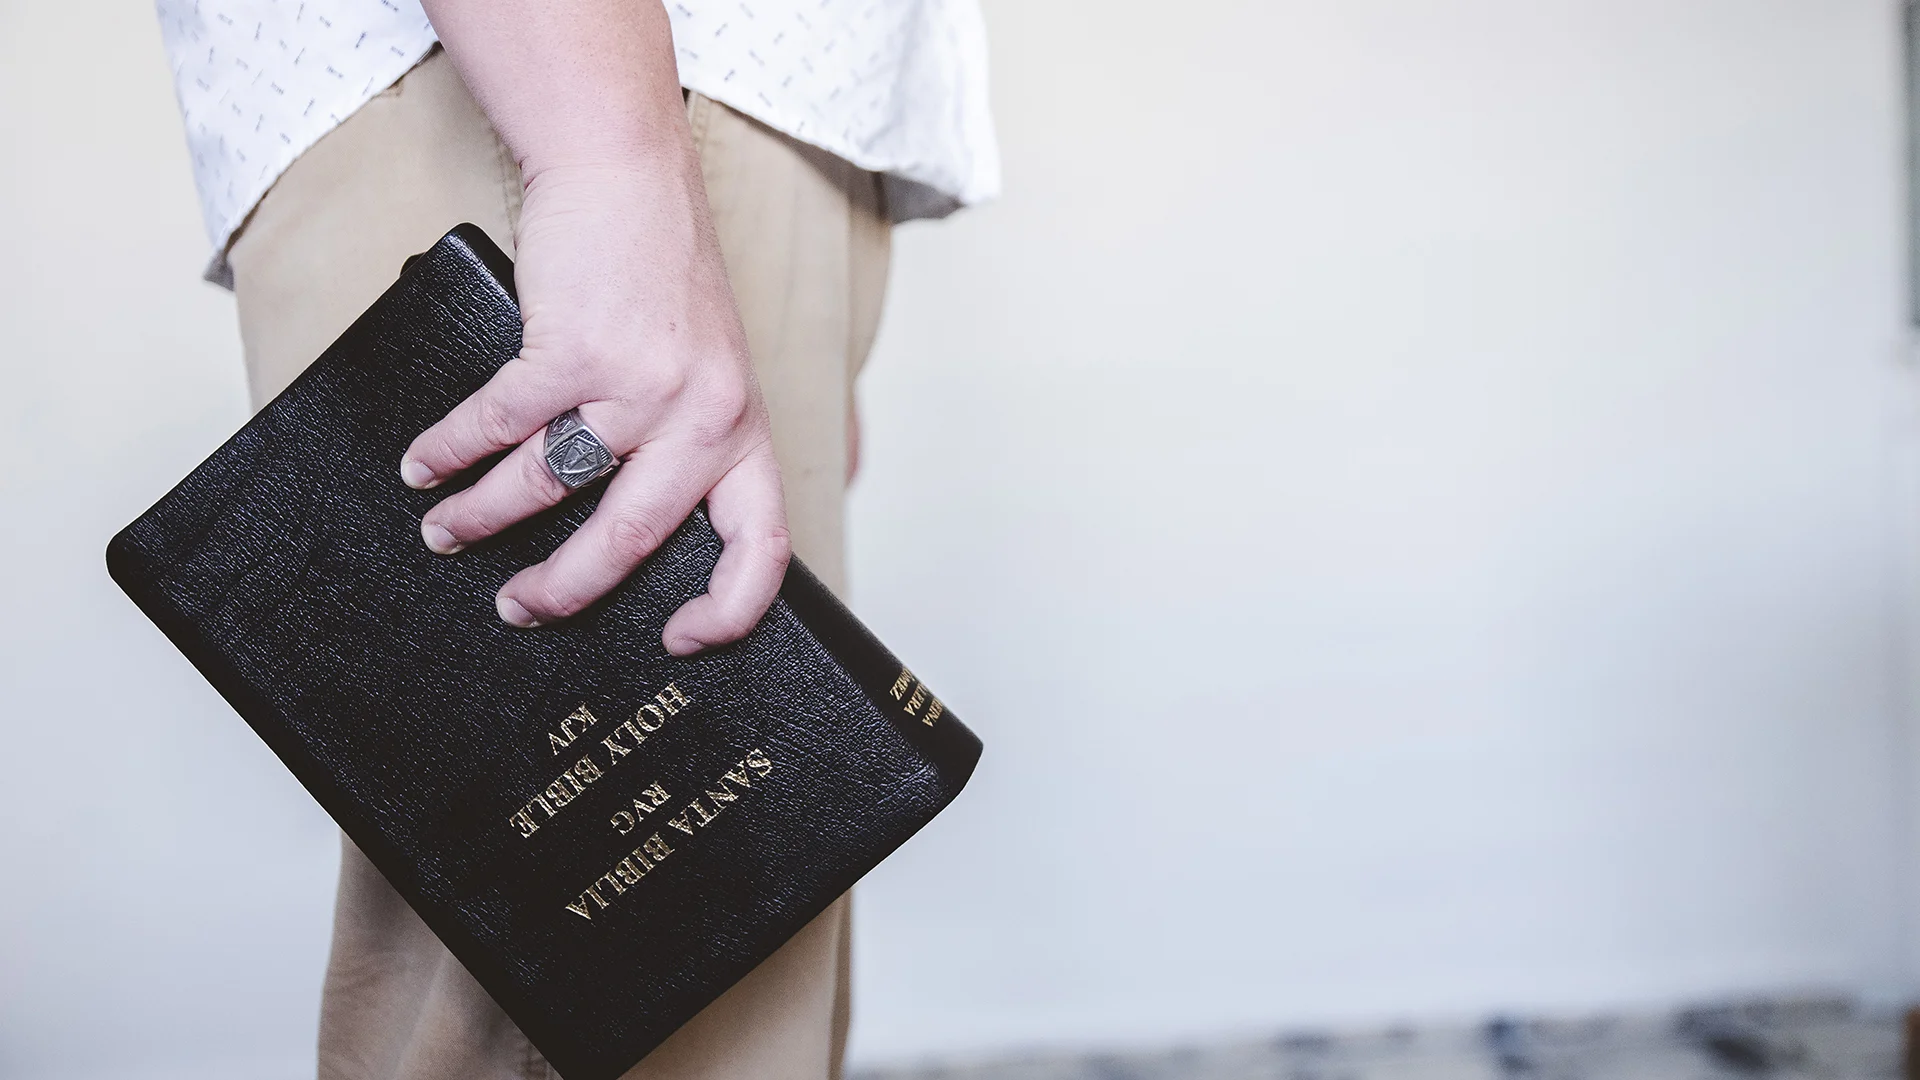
[853,999,1904,1080]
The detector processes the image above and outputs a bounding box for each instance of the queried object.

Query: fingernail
[400,458,437,489]
[498,595,538,627]
[421,522,463,555]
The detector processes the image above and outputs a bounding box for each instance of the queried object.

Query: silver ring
[544,408,619,490]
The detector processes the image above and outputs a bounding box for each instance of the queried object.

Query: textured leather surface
[106,226,981,1080]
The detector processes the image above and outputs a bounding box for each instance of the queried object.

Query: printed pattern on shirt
[664,0,999,221]
[155,0,1000,279]
[154,0,439,261]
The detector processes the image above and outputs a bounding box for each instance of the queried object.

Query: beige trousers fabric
[227,48,890,1080]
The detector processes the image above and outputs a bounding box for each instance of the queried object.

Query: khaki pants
[228,48,890,1080]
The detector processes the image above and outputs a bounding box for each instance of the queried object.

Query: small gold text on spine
[890,668,945,726]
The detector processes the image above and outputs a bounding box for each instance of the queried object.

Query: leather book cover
[105,225,982,1080]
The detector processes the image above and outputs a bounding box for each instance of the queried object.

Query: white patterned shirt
[153,0,1000,284]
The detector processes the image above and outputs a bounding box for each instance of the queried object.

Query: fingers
[401,356,579,488]
[487,444,790,653]
[417,432,572,554]
[494,446,707,627]
[662,449,791,655]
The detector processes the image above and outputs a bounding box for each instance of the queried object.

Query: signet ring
[543,408,620,490]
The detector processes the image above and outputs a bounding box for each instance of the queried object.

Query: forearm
[419,0,691,179]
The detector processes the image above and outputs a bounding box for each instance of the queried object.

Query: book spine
[775,557,983,803]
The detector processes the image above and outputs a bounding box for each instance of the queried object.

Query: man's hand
[405,0,788,655]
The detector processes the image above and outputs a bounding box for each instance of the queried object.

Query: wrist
[520,132,704,207]
[524,132,694,183]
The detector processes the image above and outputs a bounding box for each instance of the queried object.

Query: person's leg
[685,89,891,595]
[643,92,890,1080]
[229,49,889,1080]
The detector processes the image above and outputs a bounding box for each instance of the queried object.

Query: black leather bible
[106,225,981,1080]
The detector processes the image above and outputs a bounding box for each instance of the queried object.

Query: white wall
[847,0,1920,1061]
[0,6,335,1080]
[1,1,1915,1077]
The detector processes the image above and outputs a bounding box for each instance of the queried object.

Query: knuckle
[602,509,667,560]
[448,492,504,537]
[757,523,793,567]
[526,579,586,619]
[688,376,754,448]
[474,392,522,448]
[423,498,471,537]
[720,596,763,635]
[707,613,753,645]
[638,362,689,405]
[422,430,463,470]
[710,375,753,424]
